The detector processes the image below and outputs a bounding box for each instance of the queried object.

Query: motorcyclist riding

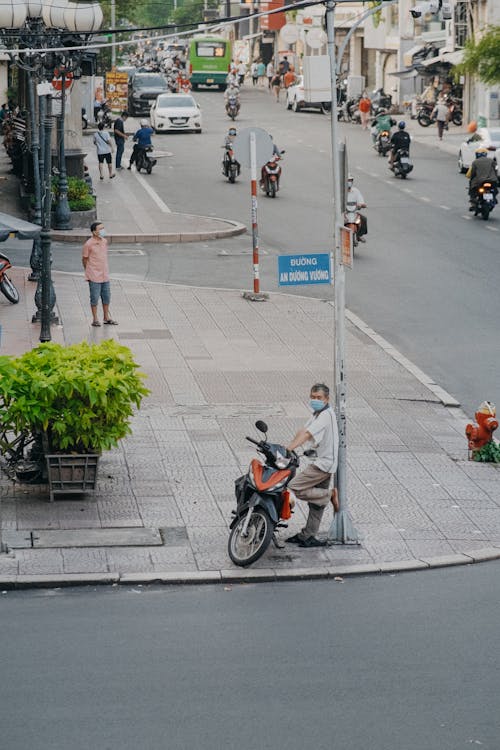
[346,174,368,242]
[371,109,396,143]
[389,120,411,166]
[260,134,283,187]
[466,146,498,208]
[224,82,240,114]
[128,119,155,170]
[222,126,240,175]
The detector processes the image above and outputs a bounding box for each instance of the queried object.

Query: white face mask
[98,229,106,238]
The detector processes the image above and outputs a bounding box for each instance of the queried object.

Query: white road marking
[134,172,171,213]
[369,172,379,177]
[419,196,431,202]
[486,225,498,232]
[403,188,413,193]
[439,205,451,210]
[461,215,472,220]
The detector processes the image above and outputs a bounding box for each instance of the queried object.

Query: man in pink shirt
[82,221,118,327]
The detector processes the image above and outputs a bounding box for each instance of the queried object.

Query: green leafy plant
[473,440,500,463]
[51,176,95,211]
[0,340,149,453]
[454,25,500,86]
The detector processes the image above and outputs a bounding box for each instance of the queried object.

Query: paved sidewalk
[1,267,500,588]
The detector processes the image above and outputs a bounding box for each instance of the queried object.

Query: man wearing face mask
[285,383,339,547]
[82,222,118,327]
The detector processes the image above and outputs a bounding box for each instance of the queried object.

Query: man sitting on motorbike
[371,110,396,143]
[260,135,283,187]
[222,127,240,175]
[346,175,368,242]
[224,83,240,113]
[128,119,154,169]
[389,121,411,166]
[466,146,498,208]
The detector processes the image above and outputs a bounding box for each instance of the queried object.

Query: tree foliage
[455,25,500,85]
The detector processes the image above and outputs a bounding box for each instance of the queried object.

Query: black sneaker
[286,533,304,544]
[299,537,326,548]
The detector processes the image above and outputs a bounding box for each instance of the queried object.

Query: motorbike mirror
[280,149,286,154]
[303,449,317,457]
[255,420,268,434]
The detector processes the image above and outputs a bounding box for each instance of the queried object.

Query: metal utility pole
[325,0,359,544]
[111,0,116,67]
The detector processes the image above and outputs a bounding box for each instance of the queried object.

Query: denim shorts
[88,280,110,306]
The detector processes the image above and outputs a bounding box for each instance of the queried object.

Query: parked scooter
[81,107,88,130]
[260,153,284,198]
[96,100,113,128]
[390,147,413,179]
[470,181,497,220]
[0,252,20,303]
[228,420,299,566]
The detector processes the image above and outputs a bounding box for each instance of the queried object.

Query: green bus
[188,36,232,90]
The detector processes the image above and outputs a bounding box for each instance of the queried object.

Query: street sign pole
[250,131,260,295]
[325,0,359,545]
[234,127,273,302]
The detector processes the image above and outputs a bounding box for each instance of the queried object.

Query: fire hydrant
[465,401,499,457]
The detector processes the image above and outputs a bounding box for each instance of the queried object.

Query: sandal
[103,319,118,325]
[91,320,101,327]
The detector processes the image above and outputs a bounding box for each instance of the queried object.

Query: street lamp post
[0,0,103,340]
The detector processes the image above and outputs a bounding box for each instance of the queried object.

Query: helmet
[228,127,237,136]
[475,146,488,157]
[398,121,406,129]
[140,119,148,127]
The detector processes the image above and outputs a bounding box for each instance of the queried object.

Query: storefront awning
[403,44,426,67]
[440,49,464,65]
[0,212,41,243]
[389,68,420,79]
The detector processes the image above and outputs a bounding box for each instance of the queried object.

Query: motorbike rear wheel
[481,204,491,220]
[452,110,463,126]
[0,275,20,303]
[228,508,274,566]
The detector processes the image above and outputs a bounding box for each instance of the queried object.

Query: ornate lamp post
[0,0,103,340]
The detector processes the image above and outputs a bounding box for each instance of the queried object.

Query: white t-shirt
[93,129,112,155]
[347,186,365,206]
[304,406,339,473]
[267,62,274,77]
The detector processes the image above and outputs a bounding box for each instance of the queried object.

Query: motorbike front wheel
[269,181,277,198]
[228,508,274,566]
[0,275,20,303]
[417,112,432,127]
[452,110,463,126]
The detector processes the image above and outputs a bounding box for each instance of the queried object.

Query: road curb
[1,549,499,590]
[50,216,247,244]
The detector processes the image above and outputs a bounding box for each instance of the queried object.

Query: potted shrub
[0,340,149,501]
[51,176,97,228]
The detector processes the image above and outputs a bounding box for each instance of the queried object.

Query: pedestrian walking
[113,110,128,170]
[237,60,247,86]
[266,60,274,89]
[93,123,115,180]
[251,61,259,86]
[359,91,371,130]
[271,70,282,102]
[82,221,118,327]
[257,60,266,86]
[285,383,339,547]
[431,97,449,140]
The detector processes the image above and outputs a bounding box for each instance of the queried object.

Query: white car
[285,74,331,114]
[458,127,500,173]
[150,93,202,133]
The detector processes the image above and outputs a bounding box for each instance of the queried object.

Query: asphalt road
[1,563,500,750]
[3,86,499,415]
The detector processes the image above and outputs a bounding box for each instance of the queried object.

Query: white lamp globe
[64,1,103,32]
[0,0,28,28]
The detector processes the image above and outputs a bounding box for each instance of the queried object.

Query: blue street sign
[278,253,331,286]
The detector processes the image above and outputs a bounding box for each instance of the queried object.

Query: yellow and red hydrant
[465,401,499,458]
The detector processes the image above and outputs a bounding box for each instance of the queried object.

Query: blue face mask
[98,229,107,238]
[310,399,326,412]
